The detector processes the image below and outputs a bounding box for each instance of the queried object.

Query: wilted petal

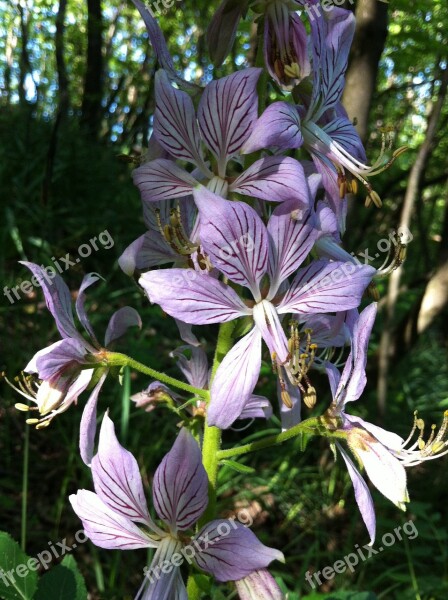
[335,303,377,407]
[277,260,375,315]
[20,261,80,341]
[242,102,302,153]
[139,269,250,324]
[193,520,284,581]
[79,372,107,466]
[154,71,204,166]
[105,307,142,346]
[69,489,156,550]
[91,413,158,529]
[208,328,262,429]
[231,156,309,205]
[194,187,268,299]
[133,159,197,202]
[267,200,318,296]
[197,69,261,171]
[235,569,284,600]
[337,443,376,545]
[152,428,208,531]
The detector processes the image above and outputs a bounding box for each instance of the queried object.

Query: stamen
[395,410,448,466]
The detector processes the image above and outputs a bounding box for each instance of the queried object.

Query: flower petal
[91,412,159,529]
[75,273,103,344]
[267,200,318,296]
[153,70,204,166]
[79,372,107,466]
[335,303,377,407]
[152,428,208,531]
[231,156,309,205]
[139,269,250,324]
[208,328,262,429]
[20,261,80,341]
[277,260,375,315]
[352,435,409,512]
[69,489,156,550]
[235,569,284,600]
[252,300,289,363]
[133,159,197,202]
[207,0,245,67]
[194,187,268,299]
[26,338,88,379]
[239,395,273,420]
[242,102,303,153]
[307,8,355,120]
[192,520,284,582]
[118,232,177,276]
[337,443,376,545]
[197,68,261,170]
[135,537,187,600]
[105,307,142,346]
[171,345,209,390]
[131,0,197,92]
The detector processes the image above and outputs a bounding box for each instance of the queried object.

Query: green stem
[217,417,348,460]
[200,321,234,522]
[21,422,29,551]
[105,352,209,400]
[187,322,234,598]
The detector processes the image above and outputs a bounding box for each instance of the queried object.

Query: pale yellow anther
[15,403,30,412]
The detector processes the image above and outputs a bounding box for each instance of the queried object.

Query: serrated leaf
[33,566,77,600]
[0,532,38,600]
[220,460,256,474]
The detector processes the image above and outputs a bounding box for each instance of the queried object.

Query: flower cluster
[6,1,447,598]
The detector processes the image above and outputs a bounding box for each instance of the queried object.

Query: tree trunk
[417,185,448,333]
[81,0,103,137]
[377,66,448,416]
[55,0,69,116]
[342,0,389,143]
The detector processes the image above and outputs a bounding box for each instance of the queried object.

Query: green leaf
[0,532,38,600]
[220,459,256,474]
[60,556,87,599]
[34,568,75,600]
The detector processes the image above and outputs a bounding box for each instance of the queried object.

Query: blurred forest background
[0,0,447,598]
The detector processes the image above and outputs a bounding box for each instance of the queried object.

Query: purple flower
[70,414,284,598]
[325,304,410,544]
[242,7,397,232]
[263,0,311,89]
[10,263,140,465]
[139,188,375,429]
[132,68,310,208]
